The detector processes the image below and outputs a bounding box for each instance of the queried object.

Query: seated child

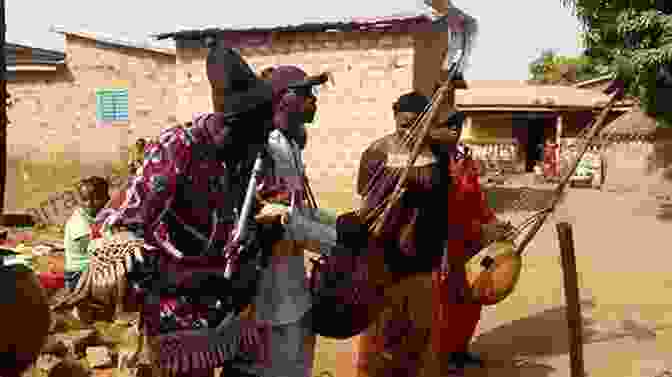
[63,176,110,291]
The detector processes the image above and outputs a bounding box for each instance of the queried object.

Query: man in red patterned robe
[98,46,279,377]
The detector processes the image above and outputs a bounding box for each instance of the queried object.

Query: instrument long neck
[514,94,620,257]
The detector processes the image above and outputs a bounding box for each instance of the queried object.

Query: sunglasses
[288,86,319,98]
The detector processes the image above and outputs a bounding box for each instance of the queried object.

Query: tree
[560,0,672,127]
[528,49,609,85]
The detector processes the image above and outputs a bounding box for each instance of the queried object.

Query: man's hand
[110,225,130,234]
[254,203,290,225]
[481,220,514,245]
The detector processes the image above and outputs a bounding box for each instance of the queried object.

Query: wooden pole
[556,222,585,377]
[0,0,6,214]
[556,114,563,178]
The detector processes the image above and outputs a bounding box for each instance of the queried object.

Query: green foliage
[528,49,609,84]
[561,0,672,127]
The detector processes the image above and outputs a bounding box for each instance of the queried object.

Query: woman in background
[543,138,559,181]
[128,138,147,176]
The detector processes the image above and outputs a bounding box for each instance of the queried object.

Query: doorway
[525,119,546,172]
[512,113,555,173]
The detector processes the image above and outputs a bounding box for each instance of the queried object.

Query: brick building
[5,30,177,215]
[158,9,467,198]
[175,32,417,196]
[160,19,635,192]
[456,83,631,172]
[7,9,651,216]
[7,28,177,164]
[6,6,457,213]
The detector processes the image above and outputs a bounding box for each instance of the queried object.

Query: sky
[6,0,584,80]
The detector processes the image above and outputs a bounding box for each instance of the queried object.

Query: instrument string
[502,93,622,257]
[357,87,443,225]
[496,103,631,246]
[358,11,478,230]
[359,92,628,264]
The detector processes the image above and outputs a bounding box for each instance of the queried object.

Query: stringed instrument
[363,7,478,237]
[464,89,623,306]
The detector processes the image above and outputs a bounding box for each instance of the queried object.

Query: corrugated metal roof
[6,43,66,67]
[50,26,176,56]
[456,85,613,109]
[154,8,439,40]
[465,80,531,88]
[573,74,615,89]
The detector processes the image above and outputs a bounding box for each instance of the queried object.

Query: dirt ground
[323,180,672,377]
[12,170,672,377]
[470,185,672,377]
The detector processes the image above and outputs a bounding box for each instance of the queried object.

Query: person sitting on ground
[63,176,110,292]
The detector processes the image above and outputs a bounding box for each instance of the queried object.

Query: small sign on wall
[96,81,130,128]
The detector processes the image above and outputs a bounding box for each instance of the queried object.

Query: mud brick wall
[6,36,176,213]
[7,35,177,164]
[602,139,659,193]
[177,32,416,203]
[7,31,421,213]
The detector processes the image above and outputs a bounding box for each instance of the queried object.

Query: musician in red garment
[432,135,509,372]
[355,84,510,377]
[543,138,559,180]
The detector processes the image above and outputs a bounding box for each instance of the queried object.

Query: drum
[309,211,384,339]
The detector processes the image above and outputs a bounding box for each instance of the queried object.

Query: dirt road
[470,186,672,377]
[325,185,672,377]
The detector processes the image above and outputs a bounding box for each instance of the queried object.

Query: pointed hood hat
[206,44,273,116]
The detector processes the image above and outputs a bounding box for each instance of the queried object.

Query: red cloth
[432,157,495,354]
[543,143,559,177]
[38,272,65,290]
[355,157,498,376]
[90,223,102,240]
[107,187,128,211]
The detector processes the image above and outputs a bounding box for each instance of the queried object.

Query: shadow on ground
[485,186,557,213]
[465,299,670,377]
[656,202,672,222]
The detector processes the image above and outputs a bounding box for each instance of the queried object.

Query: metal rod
[233,150,265,243]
